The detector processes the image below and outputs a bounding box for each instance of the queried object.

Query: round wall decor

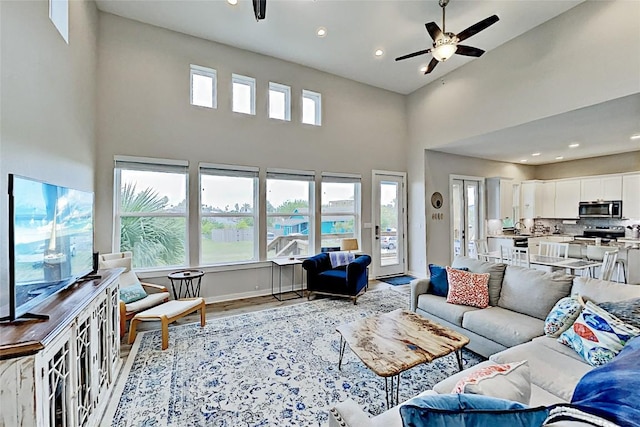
[431,192,443,209]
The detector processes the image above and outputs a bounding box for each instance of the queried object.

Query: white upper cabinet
[555,179,581,218]
[580,175,622,201]
[622,174,640,219]
[486,177,514,220]
[541,181,556,218]
[521,181,541,219]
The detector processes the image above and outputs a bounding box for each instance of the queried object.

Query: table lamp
[340,238,359,253]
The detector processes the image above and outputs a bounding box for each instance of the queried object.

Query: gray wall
[0,0,98,316]
[406,0,640,273]
[95,13,407,301]
[535,152,640,180]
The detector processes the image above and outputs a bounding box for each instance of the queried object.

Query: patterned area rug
[108,289,483,426]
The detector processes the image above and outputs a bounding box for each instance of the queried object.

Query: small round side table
[168,269,204,299]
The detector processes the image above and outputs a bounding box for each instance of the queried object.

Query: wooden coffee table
[336,309,469,408]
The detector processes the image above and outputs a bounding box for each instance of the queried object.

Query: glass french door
[373,171,406,278]
[451,179,481,259]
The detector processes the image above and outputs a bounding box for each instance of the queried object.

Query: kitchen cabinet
[488,236,514,253]
[528,235,573,254]
[521,181,542,219]
[622,174,640,219]
[580,175,622,201]
[486,177,514,220]
[554,179,581,218]
[541,181,556,218]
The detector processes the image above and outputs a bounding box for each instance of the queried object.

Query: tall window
[302,89,322,126]
[114,157,189,269]
[321,173,361,250]
[190,65,217,109]
[232,74,256,115]
[266,170,315,258]
[269,82,291,121]
[199,164,259,265]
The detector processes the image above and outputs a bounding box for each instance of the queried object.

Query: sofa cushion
[490,341,592,402]
[557,301,640,367]
[462,306,544,348]
[416,294,480,327]
[498,266,573,320]
[452,360,531,405]
[399,394,549,427]
[451,256,506,306]
[571,277,640,303]
[531,336,589,364]
[544,295,584,338]
[446,267,490,309]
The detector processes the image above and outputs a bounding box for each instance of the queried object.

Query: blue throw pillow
[399,394,549,427]
[120,282,148,304]
[428,264,468,297]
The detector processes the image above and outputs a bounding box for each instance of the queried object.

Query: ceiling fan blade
[424,57,439,74]
[456,15,499,42]
[455,45,485,57]
[395,49,432,61]
[425,22,443,42]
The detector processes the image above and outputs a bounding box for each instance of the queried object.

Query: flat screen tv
[3,174,95,322]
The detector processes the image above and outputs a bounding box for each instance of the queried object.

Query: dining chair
[500,246,530,268]
[538,242,569,258]
[472,239,490,261]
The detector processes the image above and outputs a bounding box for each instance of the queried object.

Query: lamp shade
[340,238,359,252]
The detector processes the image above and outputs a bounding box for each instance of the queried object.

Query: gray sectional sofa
[329,257,640,427]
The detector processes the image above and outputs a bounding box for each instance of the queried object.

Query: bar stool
[586,246,627,283]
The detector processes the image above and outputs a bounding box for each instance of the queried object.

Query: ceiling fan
[396,0,499,74]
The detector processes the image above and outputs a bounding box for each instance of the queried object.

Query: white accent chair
[500,246,530,268]
[586,245,627,283]
[99,252,171,336]
[538,242,569,258]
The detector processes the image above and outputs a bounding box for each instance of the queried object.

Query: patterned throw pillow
[445,267,490,309]
[544,295,584,338]
[120,282,148,304]
[558,301,640,367]
[597,298,640,329]
[451,361,531,405]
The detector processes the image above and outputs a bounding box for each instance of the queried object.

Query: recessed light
[569,143,580,148]
[555,156,564,160]
[374,49,384,57]
[316,27,327,37]
[419,65,428,73]
[532,153,541,157]
[227,0,237,5]
[631,134,640,140]
[520,159,528,163]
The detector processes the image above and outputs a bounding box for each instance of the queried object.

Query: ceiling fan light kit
[396,0,499,74]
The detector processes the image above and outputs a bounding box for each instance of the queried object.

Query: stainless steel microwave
[578,200,623,218]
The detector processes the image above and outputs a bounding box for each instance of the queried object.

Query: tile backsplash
[532,218,640,238]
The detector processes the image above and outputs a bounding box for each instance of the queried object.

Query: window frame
[232,73,256,115]
[198,163,260,266]
[113,156,189,270]
[268,82,291,121]
[266,169,316,259]
[302,89,322,126]
[190,64,217,109]
[320,173,362,249]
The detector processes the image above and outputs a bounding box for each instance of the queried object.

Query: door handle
[375,225,379,239]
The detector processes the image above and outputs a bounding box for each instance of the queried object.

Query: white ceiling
[94,0,639,165]
[431,94,640,165]
[95,0,583,95]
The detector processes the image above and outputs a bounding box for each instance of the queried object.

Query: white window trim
[113,156,189,269]
[302,89,322,126]
[268,82,291,121]
[320,173,362,244]
[232,73,256,115]
[190,64,217,109]
[49,0,69,43]
[199,163,260,265]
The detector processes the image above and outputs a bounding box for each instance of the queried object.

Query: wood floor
[119,280,410,358]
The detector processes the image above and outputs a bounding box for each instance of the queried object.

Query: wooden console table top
[0,268,122,360]
[336,309,469,377]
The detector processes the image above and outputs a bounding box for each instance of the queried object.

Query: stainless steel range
[582,226,625,240]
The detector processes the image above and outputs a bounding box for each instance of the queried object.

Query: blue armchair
[302,253,372,304]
